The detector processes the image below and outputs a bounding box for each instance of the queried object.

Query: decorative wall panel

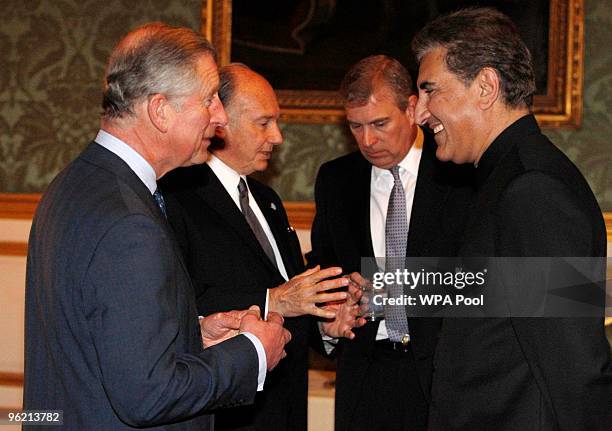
[0,0,609,212]
[0,0,201,192]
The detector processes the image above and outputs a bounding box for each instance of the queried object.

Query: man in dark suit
[24,23,291,431]
[307,55,474,431]
[412,8,611,430]
[161,64,359,431]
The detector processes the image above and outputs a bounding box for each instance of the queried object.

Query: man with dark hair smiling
[412,8,611,430]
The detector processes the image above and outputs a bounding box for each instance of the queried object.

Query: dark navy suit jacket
[24,142,259,430]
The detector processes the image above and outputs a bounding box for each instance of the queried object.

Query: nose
[208,94,228,128]
[363,127,376,147]
[269,122,283,146]
[414,96,430,126]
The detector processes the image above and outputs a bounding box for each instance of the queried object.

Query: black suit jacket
[428,115,612,431]
[24,142,258,430]
[161,163,309,431]
[308,132,474,431]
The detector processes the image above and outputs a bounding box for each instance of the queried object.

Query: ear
[475,67,500,110]
[404,94,418,124]
[147,93,172,133]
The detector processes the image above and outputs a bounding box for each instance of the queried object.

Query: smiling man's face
[415,47,483,164]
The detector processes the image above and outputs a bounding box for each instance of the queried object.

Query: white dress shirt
[207,155,289,318]
[321,128,424,351]
[370,127,423,340]
[95,130,267,390]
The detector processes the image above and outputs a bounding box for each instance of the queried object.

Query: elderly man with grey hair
[161,63,364,431]
[24,23,291,431]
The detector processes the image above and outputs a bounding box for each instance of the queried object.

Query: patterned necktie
[238,178,278,269]
[384,166,410,342]
[153,188,167,219]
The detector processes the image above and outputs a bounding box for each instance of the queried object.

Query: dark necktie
[153,188,167,219]
[238,178,278,269]
[384,166,410,342]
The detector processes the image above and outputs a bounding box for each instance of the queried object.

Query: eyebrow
[368,117,389,125]
[347,117,389,126]
[254,114,276,121]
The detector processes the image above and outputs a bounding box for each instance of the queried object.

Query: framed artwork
[201,0,584,127]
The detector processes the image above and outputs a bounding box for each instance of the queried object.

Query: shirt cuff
[241,332,267,391]
[318,321,338,355]
[264,289,270,320]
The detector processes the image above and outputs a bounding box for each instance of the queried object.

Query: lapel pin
[287,226,295,233]
[270,203,277,210]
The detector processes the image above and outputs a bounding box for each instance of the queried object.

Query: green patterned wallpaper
[0,0,202,192]
[544,0,611,211]
[0,0,610,211]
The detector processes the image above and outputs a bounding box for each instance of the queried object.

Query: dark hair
[412,7,535,108]
[339,55,413,110]
[102,22,216,119]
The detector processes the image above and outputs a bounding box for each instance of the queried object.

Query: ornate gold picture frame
[201,0,584,128]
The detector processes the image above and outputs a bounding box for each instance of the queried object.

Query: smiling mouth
[432,124,444,134]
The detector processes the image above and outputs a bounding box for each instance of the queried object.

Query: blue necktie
[153,188,167,219]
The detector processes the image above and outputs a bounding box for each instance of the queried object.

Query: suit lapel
[82,142,190,274]
[359,161,375,258]
[84,142,161,220]
[249,180,298,277]
[195,165,280,274]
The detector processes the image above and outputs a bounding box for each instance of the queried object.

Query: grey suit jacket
[24,142,259,430]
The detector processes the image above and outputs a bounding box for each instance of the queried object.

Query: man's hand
[268,266,350,318]
[321,273,367,339]
[200,310,248,348]
[240,306,291,370]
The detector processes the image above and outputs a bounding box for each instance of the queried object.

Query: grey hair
[102,22,216,119]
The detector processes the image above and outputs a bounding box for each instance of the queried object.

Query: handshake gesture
[199,305,290,370]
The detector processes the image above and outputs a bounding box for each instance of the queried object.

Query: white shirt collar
[207,155,289,284]
[371,127,423,184]
[94,129,158,194]
[207,154,245,205]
